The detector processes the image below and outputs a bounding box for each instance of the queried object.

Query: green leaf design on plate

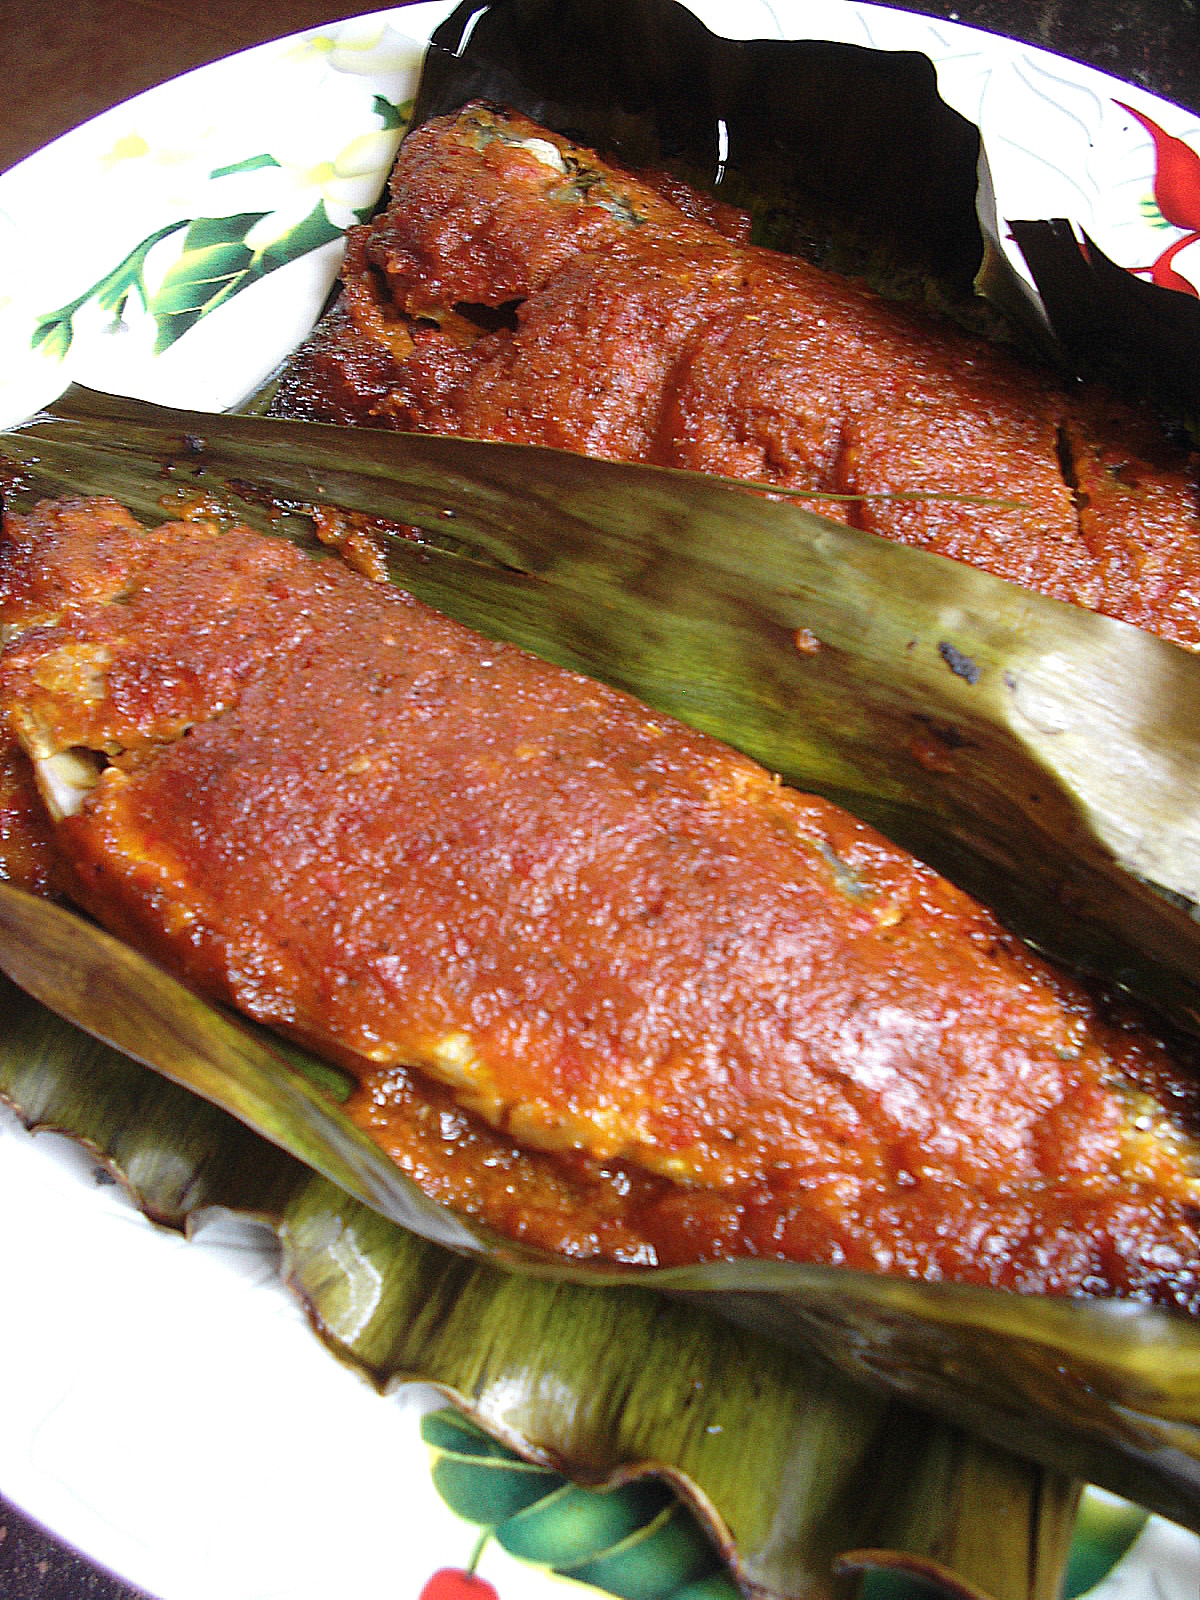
[31,219,189,359]
[422,1408,738,1598]
[209,153,284,179]
[29,316,74,362]
[145,209,272,347]
[31,185,361,364]
[1060,1491,1149,1598]
[503,1483,681,1565]
[259,197,352,266]
[425,1414,566,1523]
[562,1503,727,1598]
[147,199,350,351]
[29,75,408,366]
[419,1413,1139,1599]
[374,94,408,131]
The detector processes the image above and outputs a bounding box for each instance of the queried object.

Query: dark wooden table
[2,1,1197,1595]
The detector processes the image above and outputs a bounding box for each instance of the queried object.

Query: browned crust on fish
[272,105,1200,649]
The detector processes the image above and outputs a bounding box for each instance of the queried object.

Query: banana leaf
[0,973,1083,1600]
[4,390,1200,1550]
[1007,220,1200,423]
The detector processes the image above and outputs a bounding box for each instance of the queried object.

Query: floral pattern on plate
[0,7,448,426]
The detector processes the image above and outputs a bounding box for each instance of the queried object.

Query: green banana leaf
[4,389,1200,1548]
[0,973,1081,1600]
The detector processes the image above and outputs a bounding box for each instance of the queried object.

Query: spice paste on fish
[273,105,1200,650]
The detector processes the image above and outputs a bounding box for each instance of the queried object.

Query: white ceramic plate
[2,5,1200,1598]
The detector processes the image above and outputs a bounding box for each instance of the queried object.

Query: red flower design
[1140,232,1200,295]
[421,1528,498,1598]
[419,1569,500,1600]
[1115,100,1200,296]
[1116,100,1200,232]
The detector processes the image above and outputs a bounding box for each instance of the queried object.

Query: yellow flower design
[288,18,424,78]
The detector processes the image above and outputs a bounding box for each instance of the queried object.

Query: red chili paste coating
[2,499,1199,1306]
[0,742,57,894]
[273,105,1200,650]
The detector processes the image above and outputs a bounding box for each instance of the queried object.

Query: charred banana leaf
[0,976,1080,1600]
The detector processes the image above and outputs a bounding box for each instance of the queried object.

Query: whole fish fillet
[273,104,1200,650]
[3,498,1200,1303]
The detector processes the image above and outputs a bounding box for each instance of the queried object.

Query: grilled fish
[3,497,1200,1304]
[273,104,1200,650]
